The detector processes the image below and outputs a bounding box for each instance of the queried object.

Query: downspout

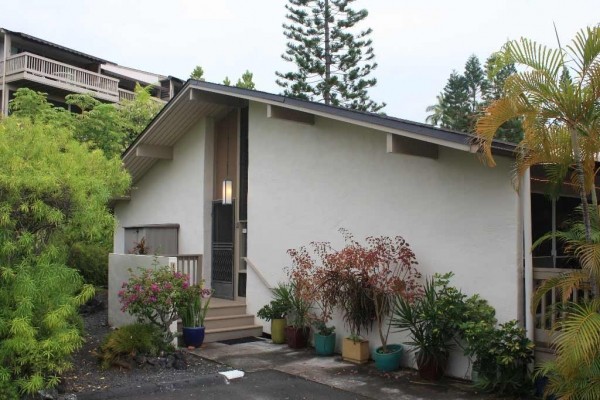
[522,168,534,342]
[1,31,8,116]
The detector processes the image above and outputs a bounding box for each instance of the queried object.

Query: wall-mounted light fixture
[222,130,232,205]
[222,178,232,205]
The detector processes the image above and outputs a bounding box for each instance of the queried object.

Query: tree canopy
[9,85,162,158]
[190,65,256,89]
[275,0,385,112]
[427,54,523,143]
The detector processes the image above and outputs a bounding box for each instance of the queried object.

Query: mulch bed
[59,290,225,396]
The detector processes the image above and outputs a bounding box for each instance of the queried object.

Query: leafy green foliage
[392,273,459,369]
[0,110,130,394]
[393,273,533,393]
[190,65,205,80]
[67,242,111,287]
[276,0,385,112]
[118,84,163,148]
[257,284,291,322]
[177,282,212,328]
[0,377,19,400]
[426,54,523,142]
[97,323,163,370]
[10,86,162,159]
[236,70,255,89]
[190,65,256,90]
[533,209,600,399]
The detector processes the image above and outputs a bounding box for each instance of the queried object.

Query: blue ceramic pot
[314,332,336,356]
[182,326,205,348]
[373,344,403,372]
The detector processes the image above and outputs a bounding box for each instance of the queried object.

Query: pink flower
[182,282,189,289]
[151,284,159,292]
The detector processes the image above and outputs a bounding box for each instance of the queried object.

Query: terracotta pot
[285,326,310,349]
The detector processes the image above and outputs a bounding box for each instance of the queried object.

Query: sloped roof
[1,27,113,64]
[123,80,516,182]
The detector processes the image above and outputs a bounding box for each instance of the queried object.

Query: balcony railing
[118,88,167,104]
[0,52,119,100]
[533,267,592,347]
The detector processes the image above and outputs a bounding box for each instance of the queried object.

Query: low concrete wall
[108,253,176,328]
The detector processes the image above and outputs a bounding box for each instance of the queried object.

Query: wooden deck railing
[533,267,592,347]
[1,52,119,98]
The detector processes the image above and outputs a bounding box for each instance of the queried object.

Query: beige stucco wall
[113,118,207,256]
[244,102,520,378]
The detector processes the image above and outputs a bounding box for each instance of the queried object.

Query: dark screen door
[211,201,235,299]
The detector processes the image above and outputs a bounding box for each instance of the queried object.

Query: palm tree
[425,93,446,126]
[476,26,600,281]
[475,26,600,399]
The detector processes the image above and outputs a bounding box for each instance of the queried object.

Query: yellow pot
[342,337,369,364]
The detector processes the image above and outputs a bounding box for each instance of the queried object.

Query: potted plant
[392,273,460,380]
[288,243,338,357]
[366,235,422,372]
[177,280,213,348]
[313,321,336,356]
[256,283,291,344]
[285,282,311,349]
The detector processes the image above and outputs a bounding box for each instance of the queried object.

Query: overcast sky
[2,1,598,122]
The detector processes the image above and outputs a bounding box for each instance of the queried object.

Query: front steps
[203,299,262,343]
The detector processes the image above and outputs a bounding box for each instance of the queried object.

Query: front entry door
[211,201,235,299]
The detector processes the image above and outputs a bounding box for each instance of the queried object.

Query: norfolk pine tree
[276,0,385,112]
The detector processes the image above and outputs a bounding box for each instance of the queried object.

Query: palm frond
[504,38,563,79]
[553,300,600,368]
[567,26,600,85]
[531,270,589,311]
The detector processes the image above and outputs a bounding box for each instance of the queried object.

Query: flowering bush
[118,266,188,345]
[288,229,422,351]
[177,281,213,327]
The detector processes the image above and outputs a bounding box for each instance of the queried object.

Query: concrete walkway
[189,339,497,400]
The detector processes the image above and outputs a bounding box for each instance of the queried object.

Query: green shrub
[67,242,110,287]
[97,323,164,369]
[0,377,20,400]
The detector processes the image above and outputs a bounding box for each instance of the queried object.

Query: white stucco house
[110,80,577,377]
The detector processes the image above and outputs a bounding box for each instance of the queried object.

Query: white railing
[533,267,592,347]
[2,52,119,98]
[243,257,273,289]
[174,254,203,286]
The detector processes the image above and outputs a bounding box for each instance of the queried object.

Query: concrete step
[206,303,247,318]
[204,314,256,330]
[204,324,263,343]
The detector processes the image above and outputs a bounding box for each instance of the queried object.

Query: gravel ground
[60,291,227,396]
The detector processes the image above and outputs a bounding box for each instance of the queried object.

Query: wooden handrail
[243,257,273,289]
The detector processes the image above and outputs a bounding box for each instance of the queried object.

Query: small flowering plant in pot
[119,266,188,346]
[177,280,213,348]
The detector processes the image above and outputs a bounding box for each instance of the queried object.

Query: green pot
[373,344,403,372]
[314,332,336,356]
[271,318,286,344]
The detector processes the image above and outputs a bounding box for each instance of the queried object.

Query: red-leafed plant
[288,229,422,353]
